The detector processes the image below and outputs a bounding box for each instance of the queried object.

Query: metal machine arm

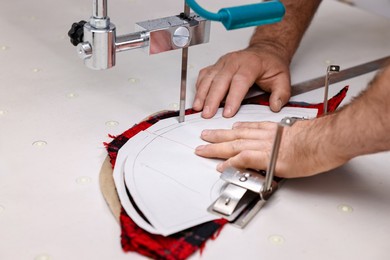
[69,0,210,70]
[68,0,285,123]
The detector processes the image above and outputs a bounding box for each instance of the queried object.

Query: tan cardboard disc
[99,156,121,222]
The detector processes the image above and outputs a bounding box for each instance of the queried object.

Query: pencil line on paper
[140,163,202,195]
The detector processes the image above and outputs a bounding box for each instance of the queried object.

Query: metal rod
[115,32,149,52]
[263,117,297,193]
[323,65,340,115]
[178,2,191,123]
[179,47,188,123]
[263,125,283,192]
[93,0,107,18]
[184,1,191,15]
[323,70,330,115]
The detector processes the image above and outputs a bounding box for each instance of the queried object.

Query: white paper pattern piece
[113,105,317,236]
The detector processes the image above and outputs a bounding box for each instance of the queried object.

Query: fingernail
[216,162,223,172]
[196,145,205,151]
[202,106,210,117]
[193,99,200,109]
[223,106,232,117]
[201,130,210,137]
[232,122,241,128]
[274,99,282,111]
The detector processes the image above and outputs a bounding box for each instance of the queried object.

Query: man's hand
[192,44,291,119]
[195,120,348,178]
[192,0,323,119]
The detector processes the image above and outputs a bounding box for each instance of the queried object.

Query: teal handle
[185,0,285,30]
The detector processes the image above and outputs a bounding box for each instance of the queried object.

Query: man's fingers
[201,64,238,118]
[200,128,272,143]
[196,127,274,159]
[232,121,276,130]
[193,67,218,111]
[195,139,264,159]
[223,69,257,118]
[217,150,269,172]
[268,74,291,112]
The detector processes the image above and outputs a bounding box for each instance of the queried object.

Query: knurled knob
[68,20,87,46]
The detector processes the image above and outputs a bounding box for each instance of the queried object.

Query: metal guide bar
[178,2,191,123]
[291,56,390,96]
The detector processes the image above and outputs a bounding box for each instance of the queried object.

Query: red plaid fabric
[104,86,348,260]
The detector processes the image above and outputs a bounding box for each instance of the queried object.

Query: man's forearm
[332,65,390,159]
[249,0,322,63]
[309,65,390,164]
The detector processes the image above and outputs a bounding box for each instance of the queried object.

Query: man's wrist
[247,40,293,64]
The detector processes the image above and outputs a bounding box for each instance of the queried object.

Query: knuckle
[230,139,244,153]
[195,81,205,91]
[240,150,252,160]
[231,73,248,84]
[226,51,241,60]
[199,67,215,78]
[240,150,265,170]
[263,122,275,130]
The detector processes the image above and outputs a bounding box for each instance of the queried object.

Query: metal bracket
[76,0,210,70]
[135,13,210,55]
[208,117,297,228]
[323,65,340,115]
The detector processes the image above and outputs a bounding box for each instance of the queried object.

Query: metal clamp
[208,117,297,228]
[76,0,210,70]
[323,65,340,115]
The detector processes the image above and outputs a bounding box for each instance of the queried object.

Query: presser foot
[208,167,278,228]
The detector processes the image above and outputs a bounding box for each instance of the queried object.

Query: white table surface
[1,0,390,259]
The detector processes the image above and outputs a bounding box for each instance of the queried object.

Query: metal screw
[77,42,93,59]
[239,176,248,182]
[172,26,190,48]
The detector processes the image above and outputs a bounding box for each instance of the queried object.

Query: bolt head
[172,26,190,48]
[77,42,92,60]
